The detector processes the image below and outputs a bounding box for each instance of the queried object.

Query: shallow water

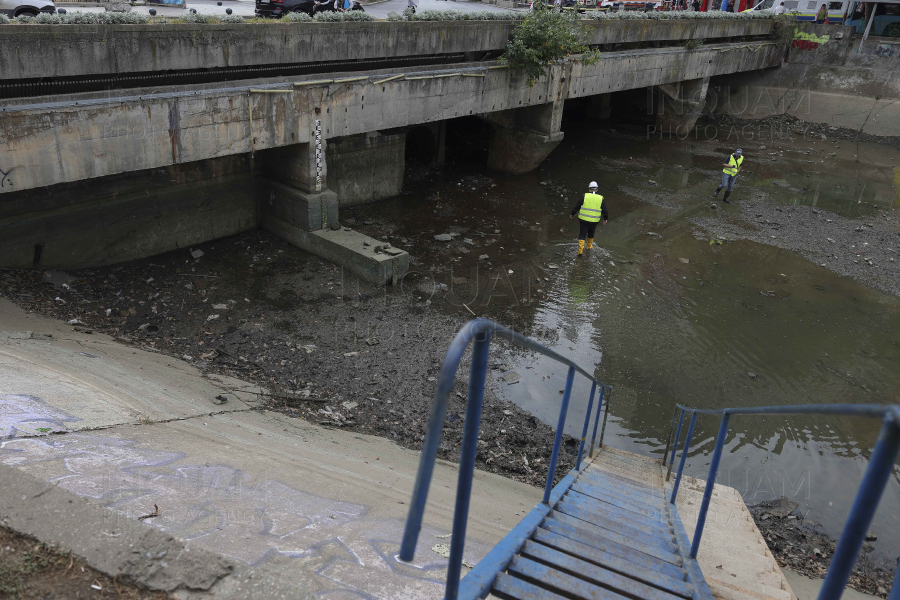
[350,117,900,560]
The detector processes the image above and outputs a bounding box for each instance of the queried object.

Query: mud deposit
[750,498,895,598]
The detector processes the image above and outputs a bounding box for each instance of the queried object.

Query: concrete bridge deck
[1,19,775,83]
[0,18,783,277]
[0,40,781,195]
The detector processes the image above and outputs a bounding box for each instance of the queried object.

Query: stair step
[572,480,666,510]
[545,513,682,565]
[564,491,673,533]
[520,540,690,600]
[565,490,670,528]
[530,531,694,598]
[537,523,687,579]
[564,486,665,520]
[508,555,632,600]
[576,473,666,501]
[556,500,678,548]
[493,572,567,600]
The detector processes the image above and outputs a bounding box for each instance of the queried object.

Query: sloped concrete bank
[712,23,900,136]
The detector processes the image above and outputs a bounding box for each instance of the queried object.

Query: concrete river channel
[347,114,900,562]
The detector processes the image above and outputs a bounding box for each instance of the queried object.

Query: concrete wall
[0,41,783,195]
[326,132,406,208]
[712,23,900,135]
[0,155,257,269]
[0,19,774,81]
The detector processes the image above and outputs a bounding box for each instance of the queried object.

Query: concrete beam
[0,41,784,195]
[655,76,711,134]
[0,20,775,82]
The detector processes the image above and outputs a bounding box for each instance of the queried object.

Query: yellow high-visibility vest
[723,155,743,176]
[578,193,604,223]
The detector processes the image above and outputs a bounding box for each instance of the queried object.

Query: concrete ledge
[275,227,410,285]
[0,462,308,599]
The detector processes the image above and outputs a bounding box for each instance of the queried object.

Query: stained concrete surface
[0,461,306,599]
[783,569,879,600]
[0,297,541,598]
[673,475,798,600]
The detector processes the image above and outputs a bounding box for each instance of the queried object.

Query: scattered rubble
[749,498,895,598]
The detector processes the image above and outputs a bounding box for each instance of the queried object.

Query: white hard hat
[589,181,598,188]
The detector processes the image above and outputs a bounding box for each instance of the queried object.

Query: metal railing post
[669,411,696,505]
[661,405,680,466]
[544,366,575,505]
[888,553,900,600]
[690,412,731,558]
[666,409,686,482]
[444,328,493,600]
[818,417,900,600]
[575,381,597,471]
[588,385,606,458]
[598,386,613,449]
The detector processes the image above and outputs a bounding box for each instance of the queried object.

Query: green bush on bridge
[386,9,526,21]
[501,2,600,85]
[0,6,776,26]
[312,10,376,21]
[585,8,774,19]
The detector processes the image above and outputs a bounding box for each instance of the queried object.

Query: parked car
[597,0,661,10]
[0,0,55,17]
[529,0,578,9]
[255,0,341,18]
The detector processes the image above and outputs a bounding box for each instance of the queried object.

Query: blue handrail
[666,403,900,600]
[398,319,609,600]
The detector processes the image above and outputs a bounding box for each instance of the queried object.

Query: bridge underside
[0,41,782,274]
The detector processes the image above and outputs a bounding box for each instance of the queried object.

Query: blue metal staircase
[488,446,713,600]
[399,319,900,600]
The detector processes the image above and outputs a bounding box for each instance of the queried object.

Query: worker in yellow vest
[569,181,608,259]
[714,148,743,204]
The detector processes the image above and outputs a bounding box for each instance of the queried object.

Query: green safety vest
[578,193,605,223]
[723,154,743,176]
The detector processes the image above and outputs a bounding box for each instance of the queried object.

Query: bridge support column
[326,131,407,208]
[655,77,710,135]
[259,142,339,233]
[587,94,612,120]
[485,102,564,174]
[258,141,409,286]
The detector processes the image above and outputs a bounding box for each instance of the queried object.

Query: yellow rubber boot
[586,238,594,250]
[577,240,585,257]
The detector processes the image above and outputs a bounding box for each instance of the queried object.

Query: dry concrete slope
[0,297,541,598]
[673,475,798,600]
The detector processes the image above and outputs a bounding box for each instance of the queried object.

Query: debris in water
[434,234,453,242]
[191,249,205,259]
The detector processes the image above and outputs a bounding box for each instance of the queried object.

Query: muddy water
[348,116,900,559]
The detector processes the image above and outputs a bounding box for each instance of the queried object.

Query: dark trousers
[578,220,598,240]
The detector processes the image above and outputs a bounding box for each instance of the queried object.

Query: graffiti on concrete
[0,430,479,598]
[0,394,81,439]
[792,28,830,50]
[0,167,11,188]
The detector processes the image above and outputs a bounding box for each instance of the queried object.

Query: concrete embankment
[0,297,541,598]
[712,23,900,136]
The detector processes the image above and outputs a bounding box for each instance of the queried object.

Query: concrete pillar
[258,142,338,233]
[257,140,409,287]
[654,77,711,135]
[485,102,565,174]
[586,94,612,120]
[326,131,406,208]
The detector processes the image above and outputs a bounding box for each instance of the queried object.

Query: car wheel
[15,8,38,16]
[885,23,900,37]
